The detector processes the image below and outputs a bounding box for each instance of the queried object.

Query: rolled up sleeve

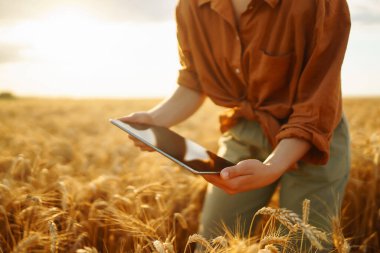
[176,2,202,92]
[276,0,351,165]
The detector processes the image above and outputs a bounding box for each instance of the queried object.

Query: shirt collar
[197,0,280,9]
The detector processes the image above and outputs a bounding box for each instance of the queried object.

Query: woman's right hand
[117,86,205,152]
[118,112,155,152]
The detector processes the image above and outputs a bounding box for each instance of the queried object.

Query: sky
[0,0,379,98]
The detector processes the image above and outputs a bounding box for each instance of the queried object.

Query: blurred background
[0,0,379,98]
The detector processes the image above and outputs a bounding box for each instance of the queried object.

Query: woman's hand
[118,112,155,152]
[202,138,311,194]
[202,159,284,194]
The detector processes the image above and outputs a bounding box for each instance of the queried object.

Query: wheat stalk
[256,207,298,232]
[302,199,310,224]
[186,234,213,252]
[0,206,16,247]
[153,240,165,253]
[76,246,98,253]
[174,212,188,229]
[49,220,58,253]
[2,98,379,253]
[58,181,69,211]
[155,193,165,212]
[72,232,89,251]
[259,236,288,248]
[11,234,40,253]
[25,194,42,205]
[211,236,228,248]
[163,242,175,253]
[263,244,280,253]
[256,207,328,250]
[246,244,260,253]
[332,216,350,253]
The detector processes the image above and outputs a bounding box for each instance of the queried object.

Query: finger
[134,141,155,152]
[128,135,144,146]
[225,174,267,192]
[118,114,137,123]
[128,136,155,152]
[140,147,154,152]
[202,177,229,190]
[220,163,254,180]
[203,174,252,194]
[202,174,220,182]
[118,112,152,124]
[224,175,258,193]
[202,174,225,185]
[134,141,153,150]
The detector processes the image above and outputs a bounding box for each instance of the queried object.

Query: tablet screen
[110,119,234,174]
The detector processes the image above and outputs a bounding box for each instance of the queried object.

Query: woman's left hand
[202,159,284,195]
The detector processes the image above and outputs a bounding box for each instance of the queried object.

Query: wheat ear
[49,221,58,253]
[186,234,213,252]
[302,199,310,224]
[256,207,328,250]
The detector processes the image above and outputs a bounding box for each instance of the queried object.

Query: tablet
[110,119,234,174]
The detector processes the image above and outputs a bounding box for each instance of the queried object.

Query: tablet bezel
[110,119,233,174]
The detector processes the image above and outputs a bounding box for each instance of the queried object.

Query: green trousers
[199,116,350,249]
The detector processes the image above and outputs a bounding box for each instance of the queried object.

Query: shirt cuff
[177,69,202,92]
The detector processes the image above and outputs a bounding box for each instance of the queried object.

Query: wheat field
[0,97,379,253]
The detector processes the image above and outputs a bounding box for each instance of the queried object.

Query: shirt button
[235,35,240,41]
[235,68,241,74]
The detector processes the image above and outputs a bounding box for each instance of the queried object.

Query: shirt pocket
[248,50,295,100]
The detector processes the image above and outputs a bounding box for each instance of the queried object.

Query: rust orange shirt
[175,0,351,164]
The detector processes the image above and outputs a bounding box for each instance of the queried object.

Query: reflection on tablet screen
[111,120,234,174]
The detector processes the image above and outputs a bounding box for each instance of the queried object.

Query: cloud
[0,0,178,23]
[349,0,380,25]
[0,43,29,64]
[2,0,378,25]
[83,0,178,22]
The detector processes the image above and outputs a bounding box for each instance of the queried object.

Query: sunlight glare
[0,5,179,98]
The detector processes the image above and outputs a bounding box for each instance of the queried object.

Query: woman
[120,0,351,249]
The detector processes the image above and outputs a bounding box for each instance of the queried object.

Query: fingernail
[221,170,229,179]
